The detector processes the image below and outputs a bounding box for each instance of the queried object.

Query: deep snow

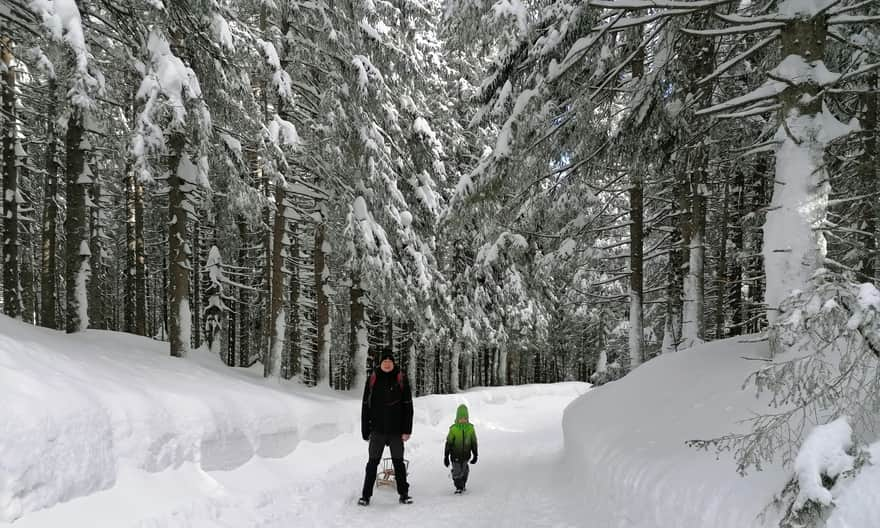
[2,316,878,527]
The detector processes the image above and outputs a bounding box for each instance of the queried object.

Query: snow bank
[562,337,880,528]
[0,314,588,524]
[0,316,352,522]
[561,338,789,528]
[828,442,880,528]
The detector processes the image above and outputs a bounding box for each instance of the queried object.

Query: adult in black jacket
[358,352,414,505]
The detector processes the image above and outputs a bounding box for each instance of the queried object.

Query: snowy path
[6,386,589,528]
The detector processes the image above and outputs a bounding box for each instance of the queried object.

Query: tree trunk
[715,180,731,339]
[858,72,877,281]
[315,220,330,386]
[2,54,20,318]
[266,182,287,378]
[19,143,34,324]
[628,28,645,369]
[350,269,367,390]
[286,222,300,379]
[88,179,104,329]
[629,170,644,369]
[40,79,60,329]
[135,180,146,335]
[682,155,707,346]
[763,17,829,324]
[168,132,190,357]
[125,162,136,333]
[237,218,250,366]
[192,218,201,350]
[729,169,745,336]
[64,106,90,333]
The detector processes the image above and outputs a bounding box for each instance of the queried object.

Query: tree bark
[763,17,828,324]
[858,72,877,281]
[2,52,20,318]
[168,132,190,357]
[266,182,287,378]
[350,268,367,390]
[125,161,136,333]
[135,180,146,335]
[192,218,201,350]
[64,106,90,333]
[40,79,60,329]
[315,220,330,387]
[237,218,250,366]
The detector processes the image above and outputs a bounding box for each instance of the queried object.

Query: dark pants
[451,460,469,490]
[361,432,409,498]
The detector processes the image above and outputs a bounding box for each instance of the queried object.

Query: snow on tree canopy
[268,115,300,147]
[29,0,101,106]
[210,13,234,52]
[477,231,529,265]
[856,283,880,312]
[352,55,384,93]
[770,56,840,87]
[133,30,205,180]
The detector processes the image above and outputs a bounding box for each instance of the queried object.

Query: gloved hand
[469,455,478,465]
[443,455,450,467]
[362,429,370,441]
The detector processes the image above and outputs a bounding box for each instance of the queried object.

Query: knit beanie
[379,351,395,363]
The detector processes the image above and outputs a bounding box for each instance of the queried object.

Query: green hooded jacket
[445,404,478,461]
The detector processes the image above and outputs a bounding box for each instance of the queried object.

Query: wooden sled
[376,457,410,488]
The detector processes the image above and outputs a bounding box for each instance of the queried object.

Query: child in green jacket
[443,404,478,493]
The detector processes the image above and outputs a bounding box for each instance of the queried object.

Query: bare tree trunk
[40,79,60,329]
[715,180,730,339]
[135,180,146,335]
[628,30,645,369]
[168,132,190,357]
[237,218,250,365]
[315,219,330,387]
[266,182,287,378]
[729,169,745,336]
[2,52,20,318]
[629,169,644,369]
[763,17,829,324]
[125,162,136,333]
[858,72,877,281]
[19,143,34,323]
[682,154,707,346]
[192,218,201,350]
[64,106,90,333]
[286,222,300,379]
[350,267,367,390]
[88,180,104,329]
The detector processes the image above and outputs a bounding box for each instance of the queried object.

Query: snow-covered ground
[2,316,878,527]
[0,315,589,527]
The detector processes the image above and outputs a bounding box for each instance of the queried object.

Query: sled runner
[376,457,409,488]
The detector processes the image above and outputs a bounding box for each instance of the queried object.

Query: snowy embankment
[561,337,880,528]
[0,315,589,526]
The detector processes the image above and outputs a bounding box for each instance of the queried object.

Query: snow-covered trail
[6,384,589,528]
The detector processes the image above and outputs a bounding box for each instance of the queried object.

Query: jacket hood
[456,404,469,421]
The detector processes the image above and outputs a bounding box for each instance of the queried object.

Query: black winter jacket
[361,367,413,439]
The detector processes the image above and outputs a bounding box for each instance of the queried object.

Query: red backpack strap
[369,372,377,388]
[397,372,404,390]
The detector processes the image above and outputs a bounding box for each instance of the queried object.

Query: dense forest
[1,0,877,397]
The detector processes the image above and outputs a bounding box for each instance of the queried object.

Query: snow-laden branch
[680,21,784,36]
[697,31,779,86]
[696,80,786,116]
[589,0,733,10]
[828,14,880,25]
